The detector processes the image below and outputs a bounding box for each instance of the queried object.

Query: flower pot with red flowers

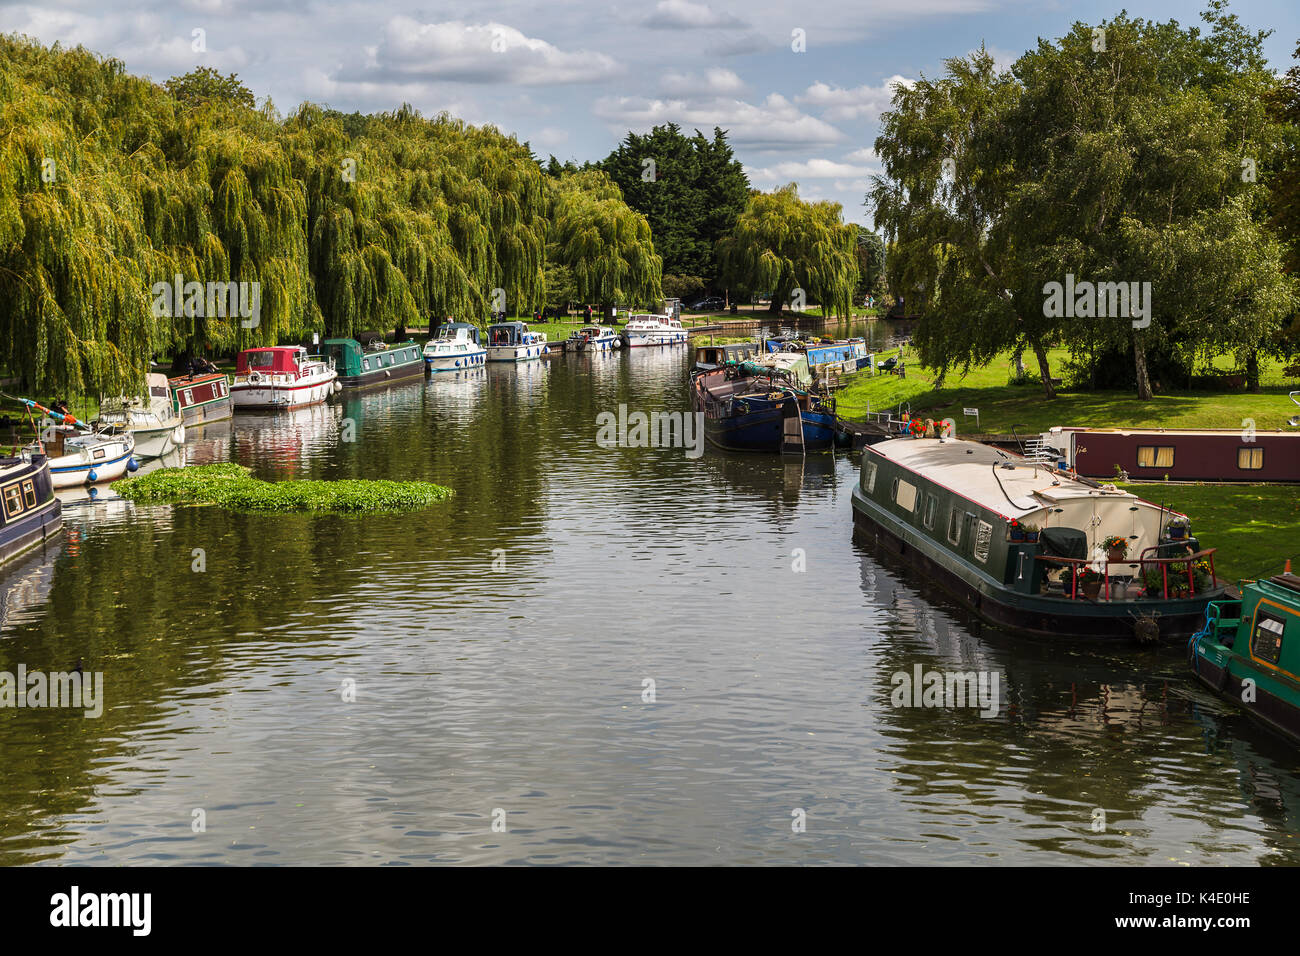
[1102,534,1128,564]
[1077,568,1102,600]
[1009,520,1025,542]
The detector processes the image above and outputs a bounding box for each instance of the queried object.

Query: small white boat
[424,323,487,372]
[98,372,185,459]
[486,322,548,363]
[621,313,688,347]
[231,346,339,410]
[568,325,621,352]
[40,429,137,489]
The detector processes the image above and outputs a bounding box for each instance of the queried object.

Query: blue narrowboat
[689,351,836,454]
[0,453,62,567]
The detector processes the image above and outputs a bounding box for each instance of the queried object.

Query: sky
[2,0,1298,226]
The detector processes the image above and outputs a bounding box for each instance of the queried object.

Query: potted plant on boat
[1193,559,1214,594]
[1169,561,1191,598]
[1022,522,1040,543]
[1009,519,1025,542]
[1140,567,1165,598]
[1077,568,1103,600]
[1166,516,1189,540]
[1102,534,1128,564]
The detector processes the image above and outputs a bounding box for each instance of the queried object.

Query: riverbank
[835,348,1300,432]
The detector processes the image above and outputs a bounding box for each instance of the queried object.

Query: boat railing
[1034,548,1219,601]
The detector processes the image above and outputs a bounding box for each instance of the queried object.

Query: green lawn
[1117,482,1299,584]
[836,348,1300,433]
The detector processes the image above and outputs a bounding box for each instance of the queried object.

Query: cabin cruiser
[424,323,487,371]
[622,313,688,347]
[486,322,547,362]
[231,346,339,410]
[38,428,137,489]
[98,372,185,459]
[567,326,621,353]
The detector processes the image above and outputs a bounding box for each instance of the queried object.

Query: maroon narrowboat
[168,371,233,425]
[1040,427,1299,483]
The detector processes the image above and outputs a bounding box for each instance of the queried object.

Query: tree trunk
[1032,339,1056,399]
[1133,334,1153,400]
[1246,349,1260,393]
[394,322,406,343]
[1013,347,1025,377]
[768,295,784,315]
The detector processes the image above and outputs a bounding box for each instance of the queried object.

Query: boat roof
[1050,426,1300,438]
[866,437,1164,518]
[239,346,303,353]
[487,321,528,331]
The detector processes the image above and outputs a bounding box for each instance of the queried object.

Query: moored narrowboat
[690,353,837,454]
[850,436,1229,641]
[0,453,62,566]
[324,338,425,388]
[168,371,232,425]
[1040,426,1300,483]
[1191,569,1300,745]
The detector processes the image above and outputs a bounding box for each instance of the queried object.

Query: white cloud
[797,76,914,122]
[595,92,844,150]
[333,18,620,87]
[750,158,872,180]
[660,68,745,96]
[643,1,746,30]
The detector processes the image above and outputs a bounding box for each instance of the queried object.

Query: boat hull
[426,348,487,372]
[128,422,185,460]
[48,442,136,489]
[232,376,336,411]
[487,343,547,362]
[337,360,425,388]
[624,331,688,347]
[1191,648,1300,745]
[850,484,1215,641]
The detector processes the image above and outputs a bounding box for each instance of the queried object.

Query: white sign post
[963,407,980,431]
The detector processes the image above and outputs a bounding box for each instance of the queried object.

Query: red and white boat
[231,346,339,411]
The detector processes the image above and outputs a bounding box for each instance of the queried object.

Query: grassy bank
[1117,482,1299,583]
[835,348,1300,432]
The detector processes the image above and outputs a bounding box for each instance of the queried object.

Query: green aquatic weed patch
[114,463,453,514]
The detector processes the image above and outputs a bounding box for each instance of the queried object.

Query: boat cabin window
[922,495,937,530]
[247,351,276,369]
[1252,614,1286,665]
[1238,447,1264,470]
[947,508,962,546]
[893,479,917,513]
[22,480,36,508]
[363,358,371,371]
[973,520,994,563]
[2,484,23,518]
[864,461,878,493]
[1137,445,1174,468]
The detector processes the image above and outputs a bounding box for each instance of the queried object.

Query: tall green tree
[601,124,748,285]
[717,184,858,318]
[548,169,663,313]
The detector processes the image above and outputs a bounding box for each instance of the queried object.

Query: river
[1,336,1297,865]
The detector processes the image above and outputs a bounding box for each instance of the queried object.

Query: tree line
[870,2,1300,399]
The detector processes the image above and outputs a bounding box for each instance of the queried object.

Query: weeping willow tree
[717,184,858,318]
[548,169,662,312]
[0,36,656,398]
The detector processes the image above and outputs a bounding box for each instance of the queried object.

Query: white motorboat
[40,428,137,489]
[424,322,487,372]
[231,346,339,410]
[98,372,185,459]
[568,325,621,352]
[486,321,548,362]
[621,313,688,347]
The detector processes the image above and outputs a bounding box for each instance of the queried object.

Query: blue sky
[3,0,1297,225]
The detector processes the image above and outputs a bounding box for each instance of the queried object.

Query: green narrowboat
[850,436,1229,642]
[323,338,425,389]
[1190,569,1300,745]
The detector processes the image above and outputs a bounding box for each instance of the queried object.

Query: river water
[2,338,1298,866]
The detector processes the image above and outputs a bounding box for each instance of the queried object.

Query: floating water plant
[113,464,453,514]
